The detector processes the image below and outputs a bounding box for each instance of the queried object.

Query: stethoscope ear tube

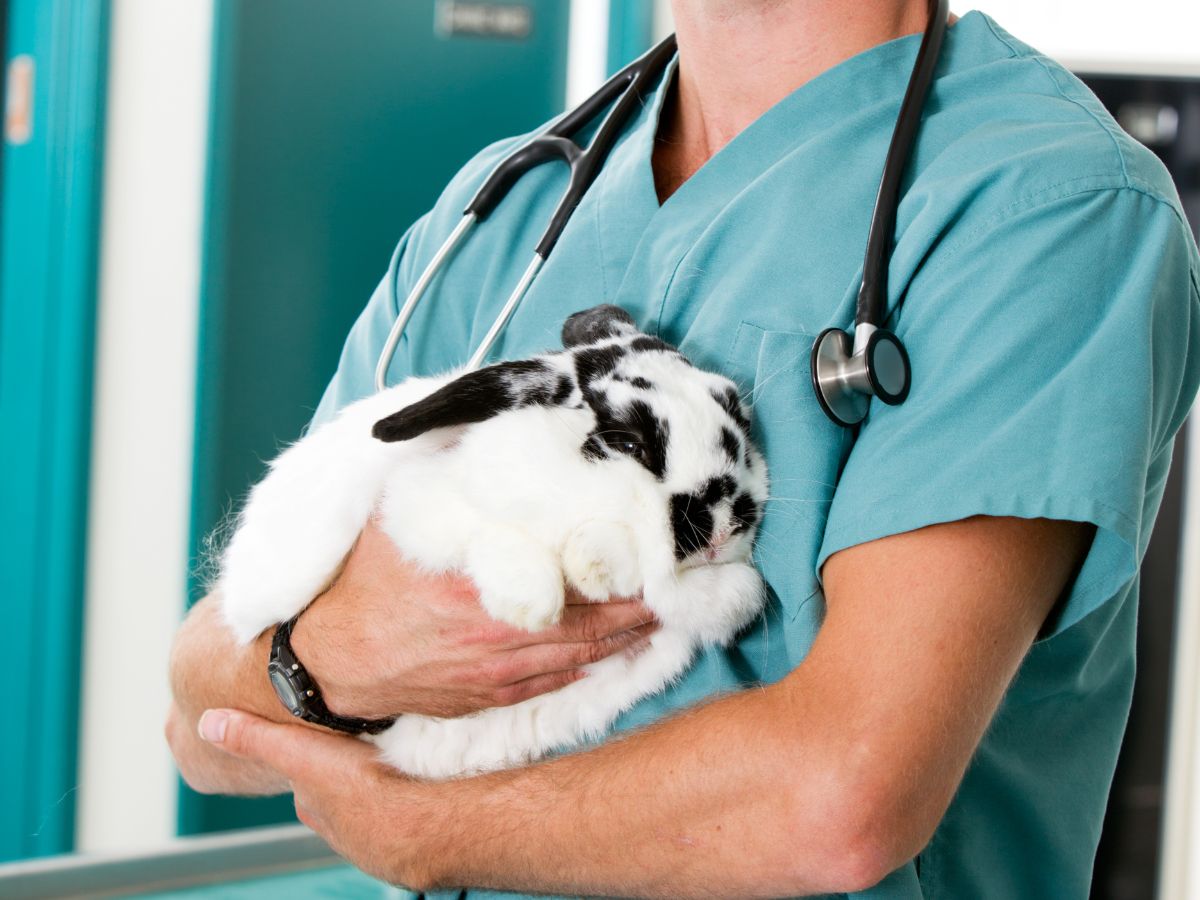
[811,0,947,427]
[375,35,678,389]
[374,213,477,392]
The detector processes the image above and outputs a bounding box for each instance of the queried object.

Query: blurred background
[0,1,1198,897]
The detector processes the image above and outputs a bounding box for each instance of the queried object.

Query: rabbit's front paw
[483,581,564,632]
[563,521,642,601]
[467,529,564,632]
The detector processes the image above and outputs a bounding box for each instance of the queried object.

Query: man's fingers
[493,668,588,707]
[463,589,654,650]
[198,709,353,781]
[527,600,657,646]
[503,621,659,685]
[493,620,661,703]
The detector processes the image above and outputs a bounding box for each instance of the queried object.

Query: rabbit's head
[372,305,767,567]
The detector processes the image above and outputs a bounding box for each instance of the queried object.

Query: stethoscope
[376,0,949,430]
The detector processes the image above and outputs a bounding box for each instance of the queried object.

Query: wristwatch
[267,614,397,735]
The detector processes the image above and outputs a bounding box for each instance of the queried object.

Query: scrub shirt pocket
[724,322,849,622]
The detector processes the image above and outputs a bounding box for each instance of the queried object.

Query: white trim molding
[77,0,214,854]
[567,0,610,108]
[1161,417,1200,900]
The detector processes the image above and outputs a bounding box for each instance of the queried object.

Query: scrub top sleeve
[817,185,1200,637]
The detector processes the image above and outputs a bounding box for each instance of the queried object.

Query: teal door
[608,0,657,74]
[0,0,109,863]
[184,0,571,837]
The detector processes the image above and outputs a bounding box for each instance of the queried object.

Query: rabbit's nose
[705,529,732,561]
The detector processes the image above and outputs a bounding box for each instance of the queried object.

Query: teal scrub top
[310,12,1200,899]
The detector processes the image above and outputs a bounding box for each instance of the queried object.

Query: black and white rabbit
[218,305,768,778]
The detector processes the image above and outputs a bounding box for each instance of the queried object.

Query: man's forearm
[421,676,878,899]
[413,517,1083,897]
[197,518,1075,897]
[167,594,292,795]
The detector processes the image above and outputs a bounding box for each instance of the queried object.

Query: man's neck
[654,0,947,202]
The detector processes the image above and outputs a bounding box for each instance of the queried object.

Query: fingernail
[198,710,229,743]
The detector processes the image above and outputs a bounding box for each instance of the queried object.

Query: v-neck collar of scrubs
[595,11,981,331]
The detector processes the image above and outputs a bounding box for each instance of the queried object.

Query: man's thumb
[198,709,231,743]
[198,708,307,778]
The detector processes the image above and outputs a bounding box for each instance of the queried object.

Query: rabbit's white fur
[219,313,767,779]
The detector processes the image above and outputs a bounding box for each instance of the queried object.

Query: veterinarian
[166,0,1200,897]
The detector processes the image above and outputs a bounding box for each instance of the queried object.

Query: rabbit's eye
[584,401,667,479]
[612,434,648,464]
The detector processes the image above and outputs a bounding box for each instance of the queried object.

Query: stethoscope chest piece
[810,326,911,428]
[808,0,946,427]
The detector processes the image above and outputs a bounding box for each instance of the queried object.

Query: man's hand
[167,517,657,795]
[291,519,659,719]
[195,708,441,890]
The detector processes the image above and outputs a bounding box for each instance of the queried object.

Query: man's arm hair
[166,594,295,795]
[407,516,1093,896]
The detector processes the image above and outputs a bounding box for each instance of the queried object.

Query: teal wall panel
[0,0,109,863]
[183,0,569,837]
[608,0,657,74]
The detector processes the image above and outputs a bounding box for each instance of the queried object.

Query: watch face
[268,662,303,714]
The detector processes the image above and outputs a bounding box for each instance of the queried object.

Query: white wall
[652,0,674,43]
[650,2,1200,74]
[1165,416,1200,900]
[76,0,214,854]
[567,0,610,107]
[978,1,1200,74]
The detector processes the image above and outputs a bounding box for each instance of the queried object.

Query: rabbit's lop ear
[562,304,639,349]
[372,359,572,443]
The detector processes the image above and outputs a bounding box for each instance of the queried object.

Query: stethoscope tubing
[375,2,947,418]
[855,0,948,349]
[465,253,545,371]
[374,213,477,392]
[375,37,678,389]
[811,0,947,429]
[465,36,679,256]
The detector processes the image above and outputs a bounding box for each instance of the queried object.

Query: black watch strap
[268,615,397,735]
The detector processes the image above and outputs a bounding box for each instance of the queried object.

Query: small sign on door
[5,55,35,145]
[435,1,533,40]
